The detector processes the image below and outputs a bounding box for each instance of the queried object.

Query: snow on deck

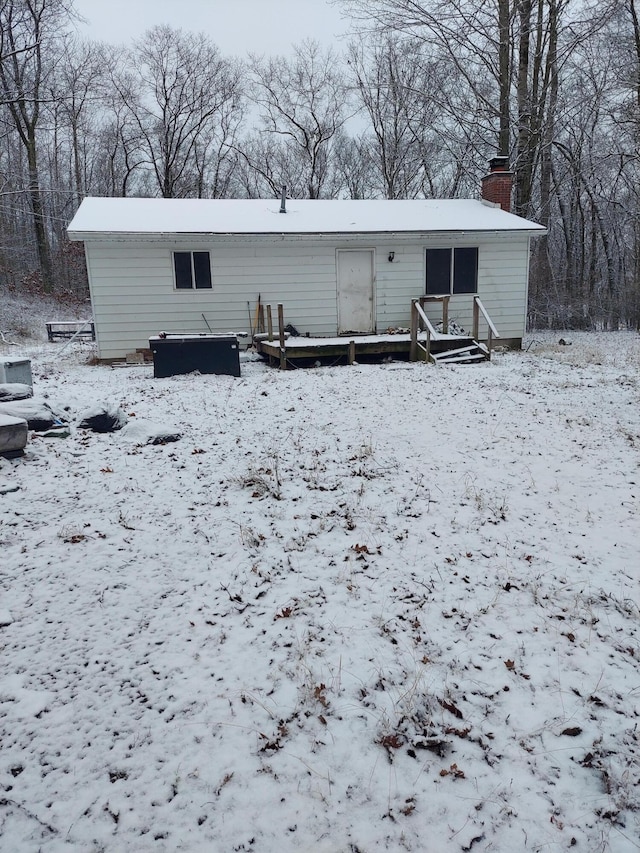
[67,197,545,237]
[266,331,454,347]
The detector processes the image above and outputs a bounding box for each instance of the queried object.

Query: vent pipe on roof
[279,185,287,213]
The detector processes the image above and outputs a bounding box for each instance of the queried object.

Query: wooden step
[435,352,486,364]
[433,344,478,359]
[432,337,489,364]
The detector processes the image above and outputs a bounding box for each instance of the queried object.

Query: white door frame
[336,248,376,334]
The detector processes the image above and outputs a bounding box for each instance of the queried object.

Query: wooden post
[487,328,493,361]
[442,296,450,335]
[348,339,356,365]
[472,297,479,340]
[410,299,418,362]
[278,304,286,370]
[258,304,265,334]
[267,305,273,342]
[425,327,431,363]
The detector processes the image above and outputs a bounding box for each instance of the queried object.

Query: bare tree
[248,40,350,199]
[124,25,244,198]
[334,0,515,155]
[336,0,640,330]
[609,0,640,326]
[336,1,608,210]
[0,0,72,290]
[49,37,109,203]
[332,131,377,198]
[528,7,634,328]
[347,36,436,198]
[191,97,245,199]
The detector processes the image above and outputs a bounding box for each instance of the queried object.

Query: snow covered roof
[67,197,545,239]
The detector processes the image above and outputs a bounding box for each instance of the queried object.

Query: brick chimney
[481,156,513,213]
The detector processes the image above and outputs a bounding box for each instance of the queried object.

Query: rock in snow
[77,402,127,433]
[0,399,67,431]
[119,418,182,445]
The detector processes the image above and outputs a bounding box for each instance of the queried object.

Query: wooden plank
[474,296,501,337]
[267,305,273,342]
[257,336,468,362]
[410,300,418,362]
[442,296,450,335]
[278,304,286,370]
[435,352,486,363]
[258,335,438,360]
[433,344,478,358]
[413,301,439,337]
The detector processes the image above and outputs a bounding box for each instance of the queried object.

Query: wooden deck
[253,297,498,368]
[255,332,483,367]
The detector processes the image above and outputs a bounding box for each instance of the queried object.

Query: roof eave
[68,227,547,242]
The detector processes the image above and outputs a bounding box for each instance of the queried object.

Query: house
[67,159,545,361]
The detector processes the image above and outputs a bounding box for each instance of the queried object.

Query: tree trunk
[498,0,511,156]
[25,134,53,291]
[514,0,532,216]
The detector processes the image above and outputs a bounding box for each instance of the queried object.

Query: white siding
[374,234,531,340]
[85,233,531,359]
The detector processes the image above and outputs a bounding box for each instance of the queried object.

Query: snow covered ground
[1,331,639,853]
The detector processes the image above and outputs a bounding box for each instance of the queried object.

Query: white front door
[337,249,375,334]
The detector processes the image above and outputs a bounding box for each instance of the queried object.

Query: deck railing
[409,298,438,362]
[472,297,500,358]
[410,295,501,362]
[260,302,287,368]
[423,295,451,334]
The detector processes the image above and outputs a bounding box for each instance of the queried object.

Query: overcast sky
[72,0,350,56]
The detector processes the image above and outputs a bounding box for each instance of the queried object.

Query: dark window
[426,247,478,295]
[453,247,477,294]
[174,252,193,289]
[425,248,451,295]
[173,251,212,289]
[193,252,212,289]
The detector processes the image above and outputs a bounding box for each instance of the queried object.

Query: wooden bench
[46,321,95,342]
